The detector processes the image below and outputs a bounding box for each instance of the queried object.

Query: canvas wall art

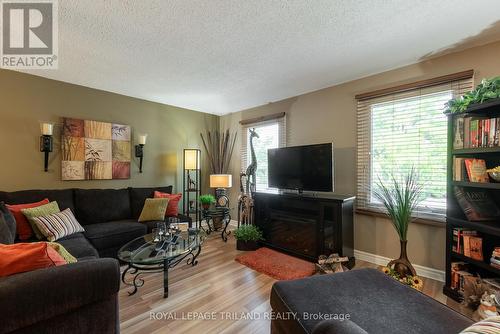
[61,118,131,180]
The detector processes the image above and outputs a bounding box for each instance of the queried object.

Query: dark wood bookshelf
[451,252,500,276]
[447,217,500,237]
[455,98,500,114]
[452,181,500,190]
[453,147,500,155]
[445,99,500,302]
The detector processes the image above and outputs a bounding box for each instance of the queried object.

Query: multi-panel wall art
[61,118,131,180]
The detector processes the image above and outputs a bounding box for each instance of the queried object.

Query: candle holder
[135,144,144,173]
[135,134,147,173]
[39,122,54,172]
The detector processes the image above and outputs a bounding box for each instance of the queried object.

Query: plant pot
[213,217,223,230]
[387,240,416,277]
[236,240,259,251]
[202,203,210,210]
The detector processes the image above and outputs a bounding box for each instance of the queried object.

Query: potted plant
[234,224,264,251]
[199,194,215,210]
[445,76,500,114]
[372,168,423,278]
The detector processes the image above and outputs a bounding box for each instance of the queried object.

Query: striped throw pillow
[31,208,84,241]
[460,316,500,333]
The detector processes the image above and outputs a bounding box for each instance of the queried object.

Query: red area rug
[235,247,316,280]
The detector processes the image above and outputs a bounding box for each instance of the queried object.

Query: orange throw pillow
[0,242,67,277]
[6,199,49,240]
[154,191,182,216]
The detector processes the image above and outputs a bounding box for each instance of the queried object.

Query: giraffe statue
[237,128,259,226]
[245,128,259,195]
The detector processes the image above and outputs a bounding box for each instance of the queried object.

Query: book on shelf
[450,262,472,292]
[455,116,500,149]
[453,117,464,149]
[462,235,472,257]
[454,186,500,221]
[453,158,469,182]
[464,158,489,183]
[490,247,500,269]
[452,228,478,255]
[469,236,483,261]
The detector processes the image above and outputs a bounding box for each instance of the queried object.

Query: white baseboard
[354,249,445,282]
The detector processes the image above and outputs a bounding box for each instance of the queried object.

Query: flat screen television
[268,143,333,192]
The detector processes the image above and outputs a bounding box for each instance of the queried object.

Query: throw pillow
[0,202,16,244]
[6,198,49,240]
[460,316,500,333]
[138,198,170,222]
[154,191,182,216]
[21,201,61,240]
[47,242,77,263]
[0,242,67,277]
[31,208,84,242]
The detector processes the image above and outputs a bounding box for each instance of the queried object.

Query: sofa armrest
[312,320,368,334]
[0,258,120,334]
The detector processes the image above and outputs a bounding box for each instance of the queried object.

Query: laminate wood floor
[119,232,469,334]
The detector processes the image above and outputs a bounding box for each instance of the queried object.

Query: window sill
[355,208,445,228]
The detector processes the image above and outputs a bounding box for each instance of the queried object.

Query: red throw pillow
[154,191,182,216]
[6,199,50,240]
[0,242,67,277]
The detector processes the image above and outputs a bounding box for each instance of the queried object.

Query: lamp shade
[138,134,148,145]
[210,174,232,188]
[184,149,200,170]
[40,122,54,136]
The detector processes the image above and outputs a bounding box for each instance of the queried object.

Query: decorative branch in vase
[200,129,237,174]
[372,168,423,278]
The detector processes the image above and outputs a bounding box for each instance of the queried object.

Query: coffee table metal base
[121,245,201,298]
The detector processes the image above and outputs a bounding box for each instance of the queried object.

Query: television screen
[268,143,333,192]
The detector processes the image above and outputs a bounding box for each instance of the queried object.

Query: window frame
[240,115,286,192]
[356,73,474,223]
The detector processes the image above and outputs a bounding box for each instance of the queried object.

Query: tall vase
[388,240,417,277]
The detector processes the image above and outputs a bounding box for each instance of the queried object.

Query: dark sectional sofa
[0,186,190,334]
[0,185,191,259]
[270,268,473,334]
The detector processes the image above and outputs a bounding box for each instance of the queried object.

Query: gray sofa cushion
[57,232,99,259]
[74,189,131,225]
[0,189,75,212]
[271,268,473,334]
[0,258,120,334]
[312,319,368,334]
[129,186,173,219]
[84,220,146,254]
[0,202,16,244]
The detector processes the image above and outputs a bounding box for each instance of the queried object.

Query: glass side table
[200,207,232,242]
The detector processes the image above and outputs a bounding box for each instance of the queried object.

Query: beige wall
[0,70,218,199]
[221,40,500,271]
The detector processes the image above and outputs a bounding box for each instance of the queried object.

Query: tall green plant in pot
[372,168,423,277]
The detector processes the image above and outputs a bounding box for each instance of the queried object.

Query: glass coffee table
[118,229,205,298]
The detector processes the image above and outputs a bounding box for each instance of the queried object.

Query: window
[357,74,474,219]
[241,115,286,192]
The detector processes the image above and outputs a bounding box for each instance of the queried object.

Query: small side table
[200,207,231,242]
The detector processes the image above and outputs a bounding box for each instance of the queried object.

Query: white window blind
[357,76,474,220]
[241,115,286,192]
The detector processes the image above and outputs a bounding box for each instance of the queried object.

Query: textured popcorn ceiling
[21,1,500,115]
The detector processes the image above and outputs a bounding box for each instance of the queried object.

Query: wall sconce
[135,134,147,173]
[39,122,54,172]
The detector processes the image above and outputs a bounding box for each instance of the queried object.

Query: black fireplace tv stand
[253,192,355,263]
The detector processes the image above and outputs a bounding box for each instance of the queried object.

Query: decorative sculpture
[245,128,259,194]
[238,128,259,226]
